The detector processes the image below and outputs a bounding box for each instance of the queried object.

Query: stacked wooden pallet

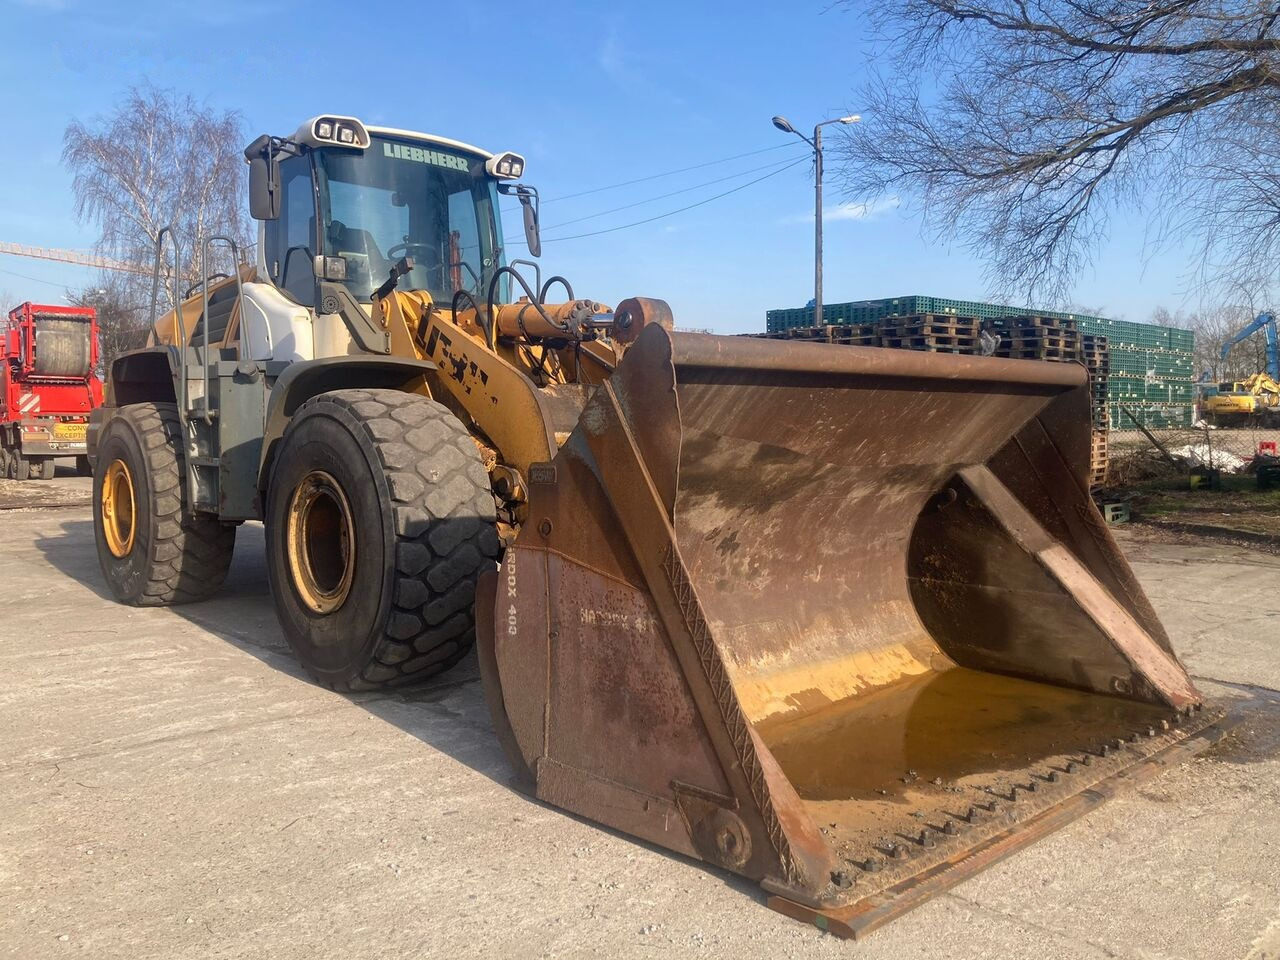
[754,323,880,347]
[1081,334,1110,429]
[993,315,1083,361]
[828,323,880,347]
[877,314,978,354]
[1090,429,1108,488]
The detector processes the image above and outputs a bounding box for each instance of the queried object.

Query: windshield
[314,135,504,303]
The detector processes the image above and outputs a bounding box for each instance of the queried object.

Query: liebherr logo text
[506,562,518,636]
[383,142,470,171]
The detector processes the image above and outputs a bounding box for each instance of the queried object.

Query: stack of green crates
[764,295,1196,429]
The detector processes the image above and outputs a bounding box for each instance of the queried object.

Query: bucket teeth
[942,820,960,837]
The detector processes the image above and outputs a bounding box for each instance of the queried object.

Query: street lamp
[772,113,861,327]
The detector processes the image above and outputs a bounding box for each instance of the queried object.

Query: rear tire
[11,454,28,481]
[93,402,236,605]
[35,459,55,480]
[264,388,500,691]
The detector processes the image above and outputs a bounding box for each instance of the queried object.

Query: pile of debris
[1168,444,1249,474]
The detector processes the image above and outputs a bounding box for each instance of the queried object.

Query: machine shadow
[34,516,764,904]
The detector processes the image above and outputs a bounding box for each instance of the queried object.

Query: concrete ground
[1,491,1278,959]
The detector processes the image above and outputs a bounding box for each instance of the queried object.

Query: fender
[258,355,437,491]
[88,347,181,461]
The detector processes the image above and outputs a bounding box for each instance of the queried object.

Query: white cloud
[778,196,900,225]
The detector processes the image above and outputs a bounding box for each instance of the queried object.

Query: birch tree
[63,85,249,322]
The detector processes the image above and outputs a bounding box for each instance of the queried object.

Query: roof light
[485,151,526,180]
[300,115,370,149]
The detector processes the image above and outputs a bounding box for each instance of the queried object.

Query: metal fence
[1104,422,1278,487]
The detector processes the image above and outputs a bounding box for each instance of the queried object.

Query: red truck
[1,302,103,480]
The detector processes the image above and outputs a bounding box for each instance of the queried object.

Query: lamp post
[772,113,860,327]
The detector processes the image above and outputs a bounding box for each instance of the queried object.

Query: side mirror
[245,135,281,221]
[521,195,541,258]
[499,183,541,258]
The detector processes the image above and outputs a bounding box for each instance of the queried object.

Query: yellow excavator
[88,114,1222,938]
[1202,372,1280,424]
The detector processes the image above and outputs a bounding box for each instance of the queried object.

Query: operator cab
[247,116,533,311]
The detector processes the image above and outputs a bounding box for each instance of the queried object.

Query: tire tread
[107,403,235,606]
[286,389,498,690]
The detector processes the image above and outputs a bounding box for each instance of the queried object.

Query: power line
[0,267,71,289]
[538,158,807,244]
[543,141,803,203]
[503,152,809,243]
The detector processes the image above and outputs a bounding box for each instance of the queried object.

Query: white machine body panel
[240,282,314,363]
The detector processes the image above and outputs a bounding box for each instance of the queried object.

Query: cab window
[263,155,316,307]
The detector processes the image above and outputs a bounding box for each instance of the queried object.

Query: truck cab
[1,302,102,480]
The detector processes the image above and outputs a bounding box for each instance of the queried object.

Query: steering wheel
[386,242,442,269]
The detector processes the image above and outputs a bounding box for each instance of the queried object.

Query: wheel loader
[89,114,1224,938]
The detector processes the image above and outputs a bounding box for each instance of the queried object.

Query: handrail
[149,226,185,412]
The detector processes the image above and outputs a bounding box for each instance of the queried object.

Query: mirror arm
[499,182,542,258]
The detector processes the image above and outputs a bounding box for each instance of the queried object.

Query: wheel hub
[286,470,356,615]
[101,458,137,558]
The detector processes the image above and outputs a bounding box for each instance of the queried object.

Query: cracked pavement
[1,504,1277,959]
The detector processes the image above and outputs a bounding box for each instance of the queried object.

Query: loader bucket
[478,326,1222,938]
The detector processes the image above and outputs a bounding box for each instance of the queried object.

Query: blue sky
[0,0,1196,331]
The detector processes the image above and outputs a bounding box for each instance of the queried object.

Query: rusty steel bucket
[477,326,1222,938]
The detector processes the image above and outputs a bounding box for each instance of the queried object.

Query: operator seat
[327,221,390,292]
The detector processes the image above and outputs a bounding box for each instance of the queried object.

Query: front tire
[93,402,236,605]
[265,389,500,690]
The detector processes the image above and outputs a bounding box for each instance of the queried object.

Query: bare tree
[832,1,1280,303]
[66,274,150,372]
[62,85,249,319]
[1149,303,1264,381]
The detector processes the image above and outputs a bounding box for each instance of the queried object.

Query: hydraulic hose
[486,266,567,350]
[450,289,488,346]
[538,275,574,304]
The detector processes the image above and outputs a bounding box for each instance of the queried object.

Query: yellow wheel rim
[101,458,137,558]
[286,470,356,615]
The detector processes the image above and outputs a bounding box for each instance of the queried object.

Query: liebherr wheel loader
[89,114,1224,938]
